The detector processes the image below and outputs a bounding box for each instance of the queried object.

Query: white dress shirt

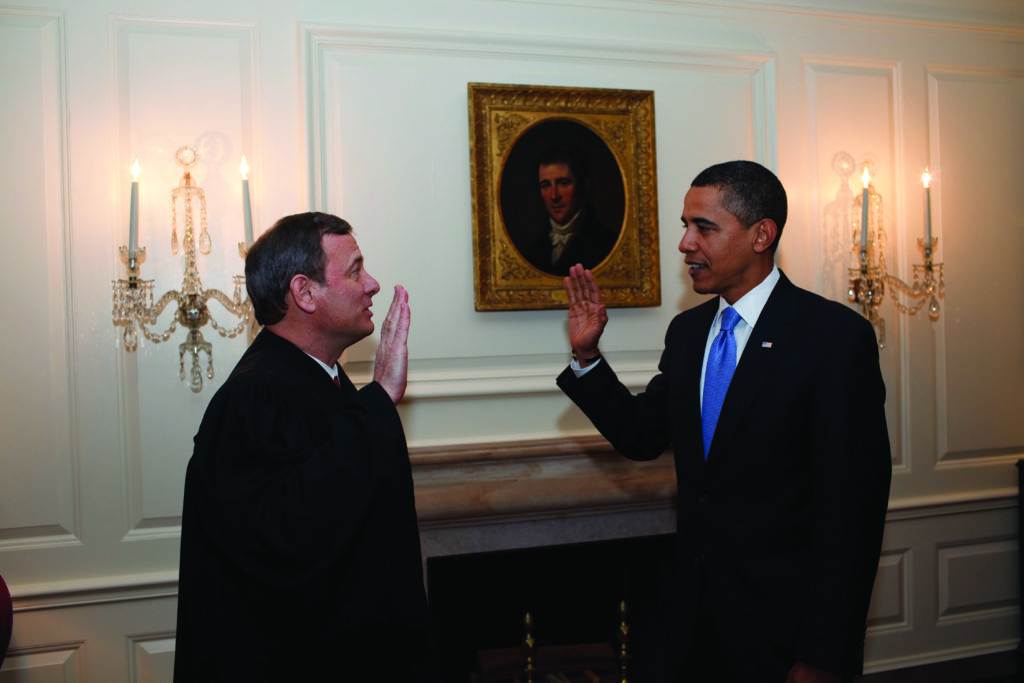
[306,352,340,381]
[698,264,779,404]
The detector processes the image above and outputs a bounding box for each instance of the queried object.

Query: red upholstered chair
[0,573,11,668]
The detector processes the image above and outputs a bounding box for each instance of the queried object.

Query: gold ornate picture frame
[469,83,660,311]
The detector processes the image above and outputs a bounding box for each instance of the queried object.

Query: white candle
[921,168,933,246]
[240,155,253,245]
[860,167,871,251]
[128,159,141,261]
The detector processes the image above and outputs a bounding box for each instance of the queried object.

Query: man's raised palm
[564,264,608,357]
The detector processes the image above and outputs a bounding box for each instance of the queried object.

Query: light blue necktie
[701,307,741,459]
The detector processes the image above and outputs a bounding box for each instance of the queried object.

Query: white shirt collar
[305,352,339,380]
[549,210,583,234]
[715,263,780,329]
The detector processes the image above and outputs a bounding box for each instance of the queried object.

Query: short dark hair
[537,146,589,189]
[245,212,352,325]
[691,160,788,251]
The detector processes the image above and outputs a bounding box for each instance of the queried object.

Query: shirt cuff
[570,357,602,377]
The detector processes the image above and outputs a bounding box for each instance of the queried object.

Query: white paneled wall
[0,10,78,553]
[0,2,1021,681]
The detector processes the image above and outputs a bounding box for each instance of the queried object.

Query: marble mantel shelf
[410,435,677,525]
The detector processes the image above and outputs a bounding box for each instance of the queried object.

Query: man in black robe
[174,212,433,681]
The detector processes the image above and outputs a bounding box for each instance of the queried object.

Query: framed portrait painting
[469,82,660,311]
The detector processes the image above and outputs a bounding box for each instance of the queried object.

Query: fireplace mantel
[411,435,677,525]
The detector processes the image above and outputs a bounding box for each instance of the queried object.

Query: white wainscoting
[3,493,1018,681]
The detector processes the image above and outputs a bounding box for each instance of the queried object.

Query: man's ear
[752,219,778,254]
[288,274,317,315]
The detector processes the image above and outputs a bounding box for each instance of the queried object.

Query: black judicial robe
[174,330,432,681]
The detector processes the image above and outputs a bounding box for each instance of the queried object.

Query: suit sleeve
[192,377,379,586]
[556,321,678,460]
[797,314,892,674]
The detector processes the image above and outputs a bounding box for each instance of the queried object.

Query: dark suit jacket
[558,272,891,680]
[174,330,433,681]
[521,209,619,277]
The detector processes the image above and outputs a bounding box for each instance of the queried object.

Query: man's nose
[678,229,693,253]
[365,273,380,295]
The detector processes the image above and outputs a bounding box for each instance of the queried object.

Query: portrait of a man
[470,83,659,310]
[500,119,625,277]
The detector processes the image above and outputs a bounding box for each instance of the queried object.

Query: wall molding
[303,22,776,210]
[802,55,910,471]
[886,489,1017,520]
[349,354,660,400]
[928,65,1024,469]
[0,7,80,550]
[11,570,179,612]
[7,431,1015,609]
[108,15,261,540]
[863,638,1020,674]
[935,450,1024,470]
[498,0,1024,35]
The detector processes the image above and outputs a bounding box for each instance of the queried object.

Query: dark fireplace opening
[428,533,676,682]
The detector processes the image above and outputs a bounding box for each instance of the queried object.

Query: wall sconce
[847,164,945,347]
[112,146,256,392]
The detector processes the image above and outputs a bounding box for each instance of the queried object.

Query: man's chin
[688,272,712,294]
[352,322,374,341]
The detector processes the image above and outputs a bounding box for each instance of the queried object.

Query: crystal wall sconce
[112,146,256,392]
[847,163,945,347]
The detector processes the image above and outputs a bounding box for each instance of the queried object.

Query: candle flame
[130,158,141,181]
[920,168,932,188]
[861,166,871,189]
[239,155,250,180]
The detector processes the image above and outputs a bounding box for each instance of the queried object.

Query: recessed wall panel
[938,538,1018,620]
[0,11,77,547]
[130,635,175,683]
[114,19,257,534]
[804,59,902,465]
[931,69,1024,462]
[866,549,909,630]
[0,647,80,683]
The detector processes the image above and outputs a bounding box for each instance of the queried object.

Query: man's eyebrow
[346,252,364,270]
[681,216,717,228]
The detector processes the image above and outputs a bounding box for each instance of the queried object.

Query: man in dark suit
[174,212,433,681]
[557,161,891,682]
[521,147,619,276]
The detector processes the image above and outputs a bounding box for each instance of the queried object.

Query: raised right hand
[373,285,410,404]
[564,263,608,359]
